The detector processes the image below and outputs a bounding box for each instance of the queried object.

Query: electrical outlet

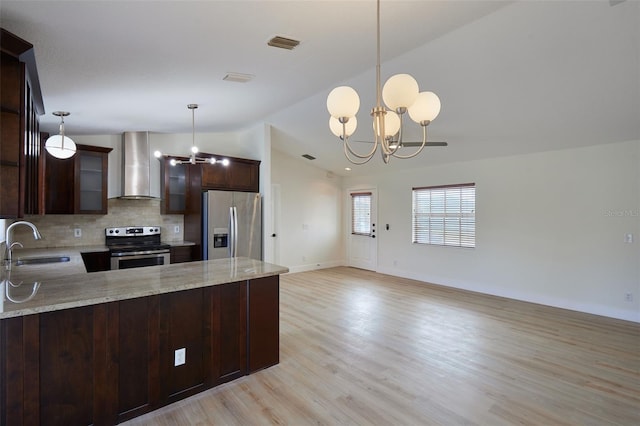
[625,293,633,302]
[174,225,180,234]
[74,228,82,238]
[174,348,186,366]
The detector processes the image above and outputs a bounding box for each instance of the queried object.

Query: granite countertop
[0,257,288,319]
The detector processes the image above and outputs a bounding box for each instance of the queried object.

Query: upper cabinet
[0,28,45,218]
[45,144,112,214]
[161,154,260,215]
[201,157,260,193]
[160,157,189,214]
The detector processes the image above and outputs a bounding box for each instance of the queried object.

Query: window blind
[412,183,475,247]
[351,192,372,236]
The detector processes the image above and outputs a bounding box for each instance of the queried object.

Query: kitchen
[0,26,287,424]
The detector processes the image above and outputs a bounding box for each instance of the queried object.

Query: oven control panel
[105,226,161,236]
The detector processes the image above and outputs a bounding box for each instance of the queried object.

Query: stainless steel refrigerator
[202,190,262,260]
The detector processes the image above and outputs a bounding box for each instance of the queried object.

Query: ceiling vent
[302,154,316,160]
[223,72,254,83]
[268,36,300,50]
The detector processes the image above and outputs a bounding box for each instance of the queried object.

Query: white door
[348,189,377,271]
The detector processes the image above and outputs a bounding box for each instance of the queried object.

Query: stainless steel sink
[15,256,71,266]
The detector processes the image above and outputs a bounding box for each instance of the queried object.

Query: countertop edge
[1,258,288,319]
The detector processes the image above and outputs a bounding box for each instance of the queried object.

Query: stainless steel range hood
[121,131,155,199]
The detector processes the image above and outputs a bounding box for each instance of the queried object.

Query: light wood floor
[124,267,640,425]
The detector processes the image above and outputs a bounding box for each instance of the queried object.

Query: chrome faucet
[4,221,43,264]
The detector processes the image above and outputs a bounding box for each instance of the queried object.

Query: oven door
[111,252,170,270]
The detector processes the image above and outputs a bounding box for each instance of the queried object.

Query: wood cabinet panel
[80,251,111,272]
[200,156,260,192]
[44,153,75,214]
[0,55,24,218]
[248,275,280,372]
[1,30,44,218]
[39,307,95,426]
[115,297,160,423]
[160,288,211,403]
[211,281,247,384]
[169,246,192,264]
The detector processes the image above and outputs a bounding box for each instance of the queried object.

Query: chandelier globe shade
[326,0,442,165]
[45,111,76,159]
[382,74,419,112]
[330,116,358,138]
[326,86,360,120]
[408,91,441,124]
[374,110,400,138]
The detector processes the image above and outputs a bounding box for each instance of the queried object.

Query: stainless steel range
[106,226,171,270]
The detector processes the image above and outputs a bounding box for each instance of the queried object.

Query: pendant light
[153,104,230,166]
[45,111,77,159]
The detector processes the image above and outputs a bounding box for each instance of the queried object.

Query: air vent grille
[268,36,300,50]
[302,154,316,160]
[223,73,254,83]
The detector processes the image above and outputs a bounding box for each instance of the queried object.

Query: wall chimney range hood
[120,131,155,199]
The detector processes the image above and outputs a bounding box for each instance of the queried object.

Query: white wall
[271,149,344,273]
[343,141,640,322]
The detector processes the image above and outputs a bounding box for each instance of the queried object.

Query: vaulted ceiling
[1,1,638,176]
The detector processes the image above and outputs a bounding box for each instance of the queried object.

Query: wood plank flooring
[123,267,640,425]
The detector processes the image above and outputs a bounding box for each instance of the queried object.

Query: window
[351,192,372,235]
[412,183,475,247]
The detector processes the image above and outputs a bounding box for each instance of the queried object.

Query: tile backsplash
[12,198,184,249]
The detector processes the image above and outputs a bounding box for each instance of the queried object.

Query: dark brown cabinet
[248,275,280,372]
[0,277,275,425]
[201,156,260,192]
[169,245,192,264]
[160,157,189,214]
[0,28,44,218]
[80,250,111,272]
[45,144,112,214]
[161,154,260,216]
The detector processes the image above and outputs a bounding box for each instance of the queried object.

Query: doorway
[347,188,377,271]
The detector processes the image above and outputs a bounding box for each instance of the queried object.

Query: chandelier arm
[343,135,379,159]
[344,140,376,165]
[391,124,428,159]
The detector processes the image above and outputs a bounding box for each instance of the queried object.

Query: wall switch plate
[174,225,180,234]
[174,348,186,366]
[625,233,633,243]
[74,228,82,238]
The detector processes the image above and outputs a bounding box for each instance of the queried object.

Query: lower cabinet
[0,276,278,426]
[80,250,111,272]
[169,246,192,264]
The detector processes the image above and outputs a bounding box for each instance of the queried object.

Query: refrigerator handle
[229,206,235,258]
[232,206,239,257]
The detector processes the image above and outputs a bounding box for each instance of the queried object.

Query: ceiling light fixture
[154,104,229,167]
[45,111,77,159]
[326,0,442,164]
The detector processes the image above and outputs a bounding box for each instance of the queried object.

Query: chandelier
[326,0,442,164]
[45,111,77,159]
[154,104,229,166]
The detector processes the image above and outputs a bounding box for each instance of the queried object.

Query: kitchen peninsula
[0,257,288,425]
